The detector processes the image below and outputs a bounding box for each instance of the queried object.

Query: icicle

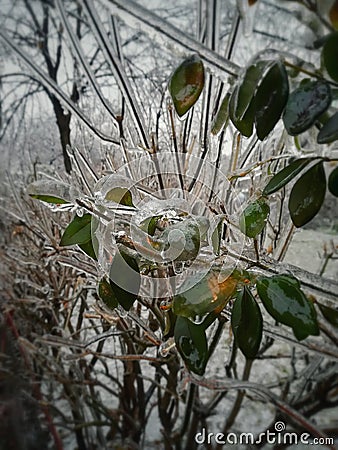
[159,337,176,357]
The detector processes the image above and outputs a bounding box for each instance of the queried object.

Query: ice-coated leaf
[109,247,140,311]
[229,84,254,137]
[239,197,270,238]
[169,54,204,117]
[318,303,338,328]
[174,316,208,376]
[211,93,230,135]
[139,215,161,236]
[283,81,331,135]
[27,179,75,204]
[322,32,338,82]
[317,111,338,144]
[263,158,313,196]
[29,194,68,204]
[229,60,271,137]
[98,278,118,310]
[60,213,92,246]
[79,238,97,260]
[288,162,326,227]
[256,274,319,340]
[231,286,262,359]
[105,187,134,206]
[173,270,238,318]
[254,60,289,140]
[328,166,338,197]
[159,217,209,262]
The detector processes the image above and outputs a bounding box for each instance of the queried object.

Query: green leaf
[169,54,205,117]
[317,111,338,144]
[109,247,140,311]
[318,303,338,328]
[328,166,338,197]
[159,217,209,262]
[174,316,208,376]
[139,216,161,236]
[229,84,255,137]
[229,60,271,137]
[231,286,263,359]
[322,32,338,82]
[254,60,289,140]
[211,93,230,135]
[256,274,319,340]
[211,218,223,256]
[173,270,238,318]
[263,158,314,196]
[98,278,118,310]
[283,81,331,135]
[60,214,92,246]
[79,238,97,260]
[29,194,68,204]
[288,162,326,227]
[239,197,270,238]
[105,187,134,206]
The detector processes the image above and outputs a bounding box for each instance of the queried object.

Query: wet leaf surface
[322,32,338,82]
[174,316,208,375]
[283,81,331,135]
[231,286,262,359]
[288,162,326,227]
[109,247,140,311]
[29,194,68,204]
[98,278,118,310]
[256,274,319,340]
[254,60,289,140]
[317,111,338,144]
[105,187,134,206]
[211,93,230,135]
[60,214,92,246]
[239,197,270,238]
[173,270,238,318]
[318,303,338,328]
[169,54,204,117]
[263,158,313,196]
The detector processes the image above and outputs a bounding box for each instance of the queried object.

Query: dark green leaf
[211,218,223,256]
[263,158,313,196]
[317,111,338,144]
[211,93,230,135]
[105,187,134,206]
[98,278,118,310]
[256,274,319,340]
[328,166,338,197]
[174,316,208,375]
[318,303,338,328]
[283,81,331,135]
[322,32,338,82]
[231,286,263,359]
[109,247,140,311]
[173,270,238,318]
[169,55,204,117]
[60,214,92,246]
[229,60,271,137]
[239,197,270,238]
[254,60,289,140]
[229,84,255,137]
[29,194,68,204]
[79,238,97,260]
[288,162,326,227]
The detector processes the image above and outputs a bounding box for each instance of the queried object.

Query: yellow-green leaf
[169,54,205,117]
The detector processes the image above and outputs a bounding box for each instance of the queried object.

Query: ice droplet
[76,208,84,217]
